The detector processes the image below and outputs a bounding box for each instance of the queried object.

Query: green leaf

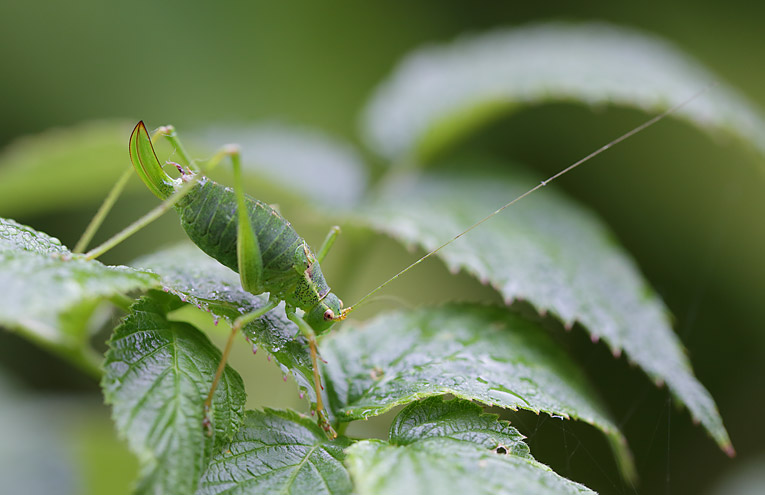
[0,218,158,375]
[322,304,633,479]
[133,244,317,404]
[198,409,352,495]
[102,295,246,495]
[347,439,596,495]
[0,121,137,216]
[196,124,368,207]
[362,22,765,162]
[346,398,595,495]
[0,216,70,255]
[389,397,531,457]
[353,167,732,455]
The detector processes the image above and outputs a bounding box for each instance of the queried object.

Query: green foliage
[352,165,731,453]
[199,409,353,495]
[388,397,530,454]
[362,22,765,163]
[102,295,246,494]
[0,121,136,217]
[1,21,759,495]
[346,398,595,495]
[0,218,158,375]
[322,304,633,477]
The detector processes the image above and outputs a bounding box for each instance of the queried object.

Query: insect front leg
[285,305,337,439]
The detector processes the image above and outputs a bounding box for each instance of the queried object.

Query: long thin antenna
[341,84,716,317]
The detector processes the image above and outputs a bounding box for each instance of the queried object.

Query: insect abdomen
[175,177,305,298]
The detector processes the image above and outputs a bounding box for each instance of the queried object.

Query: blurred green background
[1,1,764,494]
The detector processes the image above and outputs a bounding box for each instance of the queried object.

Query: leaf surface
[133,244,317,403]
[0,121,136,216]
[197,124,368,207]
[389,397,530,457]
[362,22,765,162]
[346,397,595,495]
[198,409,352,495]
[353,168,731,454]
[102,295,246,495]
[322,304,633,478]
[0,218,158,373]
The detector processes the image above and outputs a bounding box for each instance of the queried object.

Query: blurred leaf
[322,304,633,479]
[389,397,530,457]
[0,375,79,495]
[101,295,246,495]
[347,398,594,495]
[0,121,136,216]
[710,454,765,495]
[196,124,368,207]
[353,167,732,455]
[133,244,317,404]
[362,22,765,162]
[198,409,352,495]
[0,218,158,375]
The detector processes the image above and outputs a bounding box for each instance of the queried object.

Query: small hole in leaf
[495,446,507,455]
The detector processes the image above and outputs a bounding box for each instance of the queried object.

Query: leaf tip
[723,443,736,458]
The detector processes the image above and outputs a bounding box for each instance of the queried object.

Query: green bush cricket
[127,121,348,436]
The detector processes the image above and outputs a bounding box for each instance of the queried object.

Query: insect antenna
[341,83,716,318]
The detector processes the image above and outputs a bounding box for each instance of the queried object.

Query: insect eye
[323,309,335,321]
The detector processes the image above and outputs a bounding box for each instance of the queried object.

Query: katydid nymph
[80,86,708,439]
[127,121,348,436]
